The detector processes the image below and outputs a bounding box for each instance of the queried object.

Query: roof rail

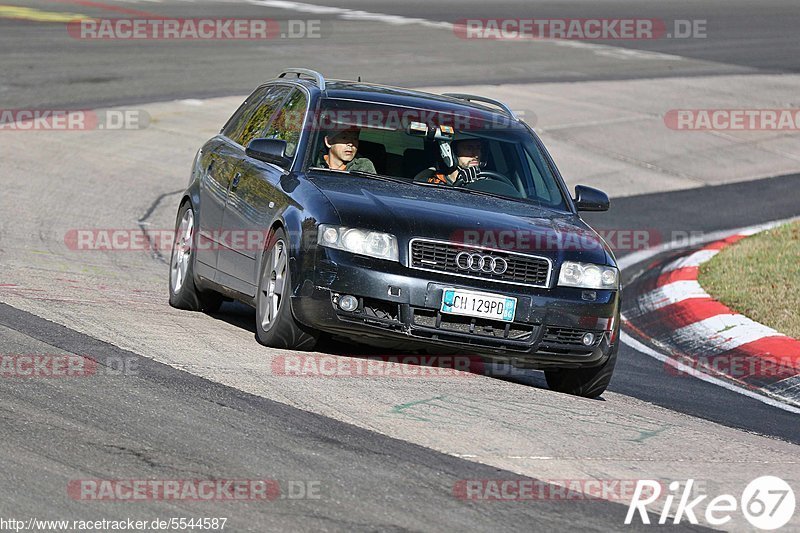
[442,93,518,120]
[278,68,326,91]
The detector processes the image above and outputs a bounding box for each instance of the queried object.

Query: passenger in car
[315,126,376,173]
[414,138,484,186]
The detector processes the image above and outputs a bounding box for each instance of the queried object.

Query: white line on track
[247,0,451,28]
[620,331,800,414]
[766,375,800,398]
[245,0,687,62]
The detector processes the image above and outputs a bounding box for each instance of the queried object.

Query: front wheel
[255,228,318,350]
[544,344,618,398]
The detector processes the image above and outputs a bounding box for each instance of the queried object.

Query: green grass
[698,220,800,339]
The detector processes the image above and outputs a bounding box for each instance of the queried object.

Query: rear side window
[263,88,308,158]
[222,85,290,147]
[221,86,267,142]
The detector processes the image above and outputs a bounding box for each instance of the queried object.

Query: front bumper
[293,250,620,369]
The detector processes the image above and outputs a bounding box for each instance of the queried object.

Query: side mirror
[573,185,610,212]
[246,138,291,168]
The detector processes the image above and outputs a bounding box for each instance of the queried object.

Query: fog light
[581,332,595,346]
[339,295,359,312]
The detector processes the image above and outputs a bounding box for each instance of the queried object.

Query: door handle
[231,172,241,191]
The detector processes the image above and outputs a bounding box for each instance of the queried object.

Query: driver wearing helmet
[414,138,484,186]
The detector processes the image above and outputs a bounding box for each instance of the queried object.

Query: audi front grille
[408,238,552,288]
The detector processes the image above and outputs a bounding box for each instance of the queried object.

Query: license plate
[440,288,517,322]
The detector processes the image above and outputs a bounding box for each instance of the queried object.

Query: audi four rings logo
[455,251,508,274]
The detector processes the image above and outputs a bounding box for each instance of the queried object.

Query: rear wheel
[168,202,222,312]
[544,345,617,398]
[255,228,317,350]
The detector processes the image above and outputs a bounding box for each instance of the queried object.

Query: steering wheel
[476,170,517,188]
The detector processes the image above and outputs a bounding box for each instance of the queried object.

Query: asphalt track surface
[1,0,799,108]
[1,0,800,531]
[1,303,670,531]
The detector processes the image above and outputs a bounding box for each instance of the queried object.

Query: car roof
[279,77,521,125]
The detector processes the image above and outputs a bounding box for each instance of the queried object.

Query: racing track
[1,97,799,533]
[1,0,800,530]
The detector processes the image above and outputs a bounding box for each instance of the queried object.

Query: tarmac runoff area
[2,73,800,529]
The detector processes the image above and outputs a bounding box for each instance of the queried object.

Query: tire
[255,227,318,350]
[168,201,223,313]
[544,343,618,398]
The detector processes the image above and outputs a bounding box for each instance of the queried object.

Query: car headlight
[318,225,399,261]
[558,261,618,289]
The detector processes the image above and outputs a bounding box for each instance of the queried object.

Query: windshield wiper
[415,180,527,203]
[348,170,408,183]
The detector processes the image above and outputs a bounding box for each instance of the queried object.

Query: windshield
[305,98,569,210]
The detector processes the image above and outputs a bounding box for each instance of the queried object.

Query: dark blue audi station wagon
[169,68,620,397]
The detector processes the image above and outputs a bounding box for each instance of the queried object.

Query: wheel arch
[256,206,312,298]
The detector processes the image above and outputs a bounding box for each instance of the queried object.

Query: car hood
[306,172,614,266]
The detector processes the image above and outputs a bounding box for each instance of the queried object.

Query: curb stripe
[654,266,699,286]
[646,298,733,330]
[702,233,749,250]
[633,280,710,316]
[620,216,800,410]
[737,335,800,358]
[625,225,800,405]
[672,313,782,356]
[661,249,718,272]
